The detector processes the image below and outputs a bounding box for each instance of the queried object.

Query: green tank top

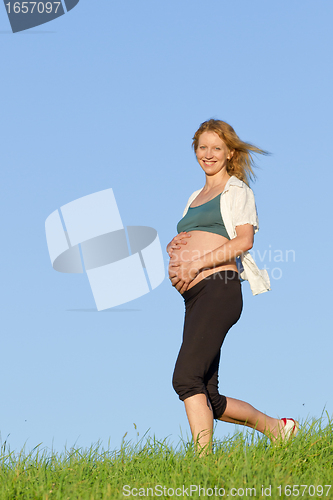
[177,193,230,239]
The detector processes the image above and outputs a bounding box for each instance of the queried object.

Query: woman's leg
[184,394,214,453]
[219,397,286,440]
[173,271,242,453]
[183,394,293,451]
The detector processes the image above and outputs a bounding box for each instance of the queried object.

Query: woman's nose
[204,148,214,158]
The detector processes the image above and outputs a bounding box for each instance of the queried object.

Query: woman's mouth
[203,160,216,166]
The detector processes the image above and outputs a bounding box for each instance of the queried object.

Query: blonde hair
[192,119,269,186]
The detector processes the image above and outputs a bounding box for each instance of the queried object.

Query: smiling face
[196,132,233,176]
[195,131,232,177]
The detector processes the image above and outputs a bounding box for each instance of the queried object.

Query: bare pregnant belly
[170,230,238,290]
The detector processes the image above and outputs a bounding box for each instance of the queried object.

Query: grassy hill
[0,417,332,499]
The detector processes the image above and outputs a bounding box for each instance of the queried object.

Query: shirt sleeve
[232,185,259,234]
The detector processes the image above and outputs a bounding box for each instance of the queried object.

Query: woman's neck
[203,172,231,192]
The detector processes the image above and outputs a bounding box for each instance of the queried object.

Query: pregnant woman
[167,119,298,453]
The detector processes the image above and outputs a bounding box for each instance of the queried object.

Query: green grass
[0,417,332,499]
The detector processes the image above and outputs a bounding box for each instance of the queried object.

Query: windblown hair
[192,119,268,186]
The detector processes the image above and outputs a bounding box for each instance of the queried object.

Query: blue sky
[1,0,332,454]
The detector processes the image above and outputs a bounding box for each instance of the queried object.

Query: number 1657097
[5,2,61,14]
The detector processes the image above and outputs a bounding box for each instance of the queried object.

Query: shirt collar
[223,175,243,193]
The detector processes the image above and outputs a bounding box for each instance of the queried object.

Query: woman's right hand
[166,232,191,257]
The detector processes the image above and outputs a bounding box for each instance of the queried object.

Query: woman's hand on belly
[168,230,238,293]
[168,257,201,294]
[166,232,191,257]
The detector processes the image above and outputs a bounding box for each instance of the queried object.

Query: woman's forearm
[194,236,252,273]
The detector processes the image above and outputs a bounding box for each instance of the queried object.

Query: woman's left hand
[168,259,201,294]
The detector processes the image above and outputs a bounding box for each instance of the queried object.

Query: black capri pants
[172,270,243,419]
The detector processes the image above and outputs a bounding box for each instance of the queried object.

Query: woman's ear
[227,149,235,160]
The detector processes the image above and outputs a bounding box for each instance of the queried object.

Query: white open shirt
[181,175,271,296]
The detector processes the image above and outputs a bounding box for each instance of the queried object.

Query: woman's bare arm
[195,225,254,272]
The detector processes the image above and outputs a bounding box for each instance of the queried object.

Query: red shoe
[281,418,299,440]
